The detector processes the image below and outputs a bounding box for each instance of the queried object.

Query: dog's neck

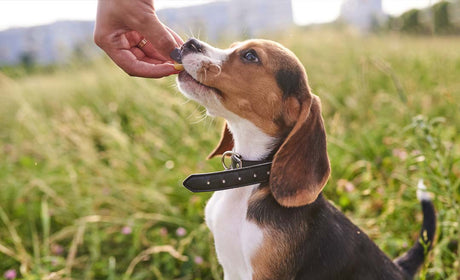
[226,118,277,162]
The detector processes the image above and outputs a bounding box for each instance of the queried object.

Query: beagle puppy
[175,38,436,280]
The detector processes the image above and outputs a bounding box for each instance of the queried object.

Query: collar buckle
[221,151,242,170]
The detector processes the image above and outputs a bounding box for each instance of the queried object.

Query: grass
[0,27,459,279]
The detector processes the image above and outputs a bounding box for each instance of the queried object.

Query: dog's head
[177,38,330,207]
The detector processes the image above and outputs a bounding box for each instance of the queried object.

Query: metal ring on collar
[221,151,242,170]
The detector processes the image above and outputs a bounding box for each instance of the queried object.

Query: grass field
[0,27,459,279]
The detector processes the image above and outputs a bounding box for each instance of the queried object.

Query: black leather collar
[182,152,272,192]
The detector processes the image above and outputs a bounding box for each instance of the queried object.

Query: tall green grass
[0,28,459,279]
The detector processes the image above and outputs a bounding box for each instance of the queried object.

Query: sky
[0,0,442,31]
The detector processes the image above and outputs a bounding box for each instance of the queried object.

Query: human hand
[94,0,184,78]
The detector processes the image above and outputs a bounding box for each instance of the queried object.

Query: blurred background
[0,0,459,279]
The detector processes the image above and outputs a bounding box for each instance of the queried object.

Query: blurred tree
[400,9,429,34]
[432,1,454,34]
[384,1,460,35]
[19,51,36,72]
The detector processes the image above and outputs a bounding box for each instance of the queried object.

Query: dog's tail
[394,180,436,278]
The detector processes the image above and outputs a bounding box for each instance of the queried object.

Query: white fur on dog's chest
[205,185,264,280]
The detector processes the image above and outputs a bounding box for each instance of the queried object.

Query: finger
[125,30,143,48]
[125,30,171,62]
[137,38,170,61]
[109,48,179,78]
[130,47,167,64]
[129,62,181,78]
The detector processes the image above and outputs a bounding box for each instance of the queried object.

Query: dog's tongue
[170,48,182,64]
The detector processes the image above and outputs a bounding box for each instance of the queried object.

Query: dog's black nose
[183,38,203,53]
[170,48,182,63]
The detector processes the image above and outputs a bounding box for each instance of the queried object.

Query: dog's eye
[242,50,259,63]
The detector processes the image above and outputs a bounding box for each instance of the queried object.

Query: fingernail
[174,63,184,71]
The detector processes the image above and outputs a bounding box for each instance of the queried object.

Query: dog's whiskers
[180,99,192,106]
[187,28,201,41]
[186,104,204,121]
[191,109,209,124]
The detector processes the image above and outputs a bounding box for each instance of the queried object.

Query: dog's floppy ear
[269,96,330,207]
[207,122,234,159]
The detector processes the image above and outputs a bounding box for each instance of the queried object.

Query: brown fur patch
[251,230,293,280]
[247,186,311,279]
[248,188,284,279]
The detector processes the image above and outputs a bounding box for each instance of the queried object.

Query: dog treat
[174,63,184,71]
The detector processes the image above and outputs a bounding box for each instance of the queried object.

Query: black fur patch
[247,191,412,279]
[275,66,306,98]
